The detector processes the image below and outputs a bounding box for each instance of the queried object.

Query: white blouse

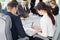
[38,14,55,37]
[22,14,55,37]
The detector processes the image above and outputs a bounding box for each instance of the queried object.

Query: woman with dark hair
[31,2,56,40]
[50,0,59,16]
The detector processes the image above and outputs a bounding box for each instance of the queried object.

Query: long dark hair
[35,2,55,25]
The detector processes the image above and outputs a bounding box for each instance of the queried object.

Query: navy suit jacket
[6,12,27,40]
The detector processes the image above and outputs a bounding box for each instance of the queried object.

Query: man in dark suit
[30,0,43,16]
[30,0,36,10]
[6,1,28,40]
[18,0,30,19]
[30,0,42,7]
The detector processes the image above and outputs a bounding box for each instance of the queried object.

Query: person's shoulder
[6,12,11,15]
[18,2,21,6]
[18,3,22,9]
[55,5,59,9]
[0,13,11,19]
[6,12,15,18]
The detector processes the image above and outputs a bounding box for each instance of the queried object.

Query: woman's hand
[31,25,42,32]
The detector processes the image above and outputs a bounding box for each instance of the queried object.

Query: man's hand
[20,17,25,20]
[29,12,33,16]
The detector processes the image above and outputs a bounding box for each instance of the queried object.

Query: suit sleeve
[13,17,27,38]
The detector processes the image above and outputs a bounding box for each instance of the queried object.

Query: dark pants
[28,36,43,40]
[34,37,43,40]
[11,27,18,40]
